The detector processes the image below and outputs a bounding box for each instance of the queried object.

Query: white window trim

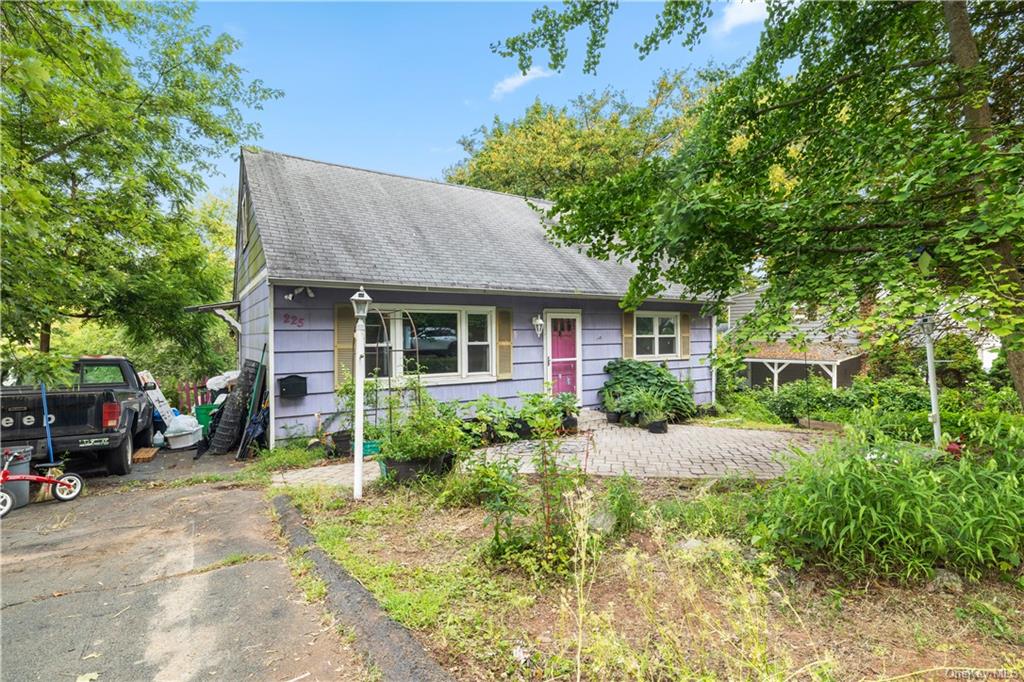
[634,311,682,360]
[364,304,497,385]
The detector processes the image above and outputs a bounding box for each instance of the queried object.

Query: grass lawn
[281,478,1024,681]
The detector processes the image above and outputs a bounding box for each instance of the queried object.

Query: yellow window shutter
[496,308,514,379]
[622,311,635,359]
[334,304,355,385]
[679,313,691,359]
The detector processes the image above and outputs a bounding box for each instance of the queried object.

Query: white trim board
[542,309,583,403]
[268,277,710,304]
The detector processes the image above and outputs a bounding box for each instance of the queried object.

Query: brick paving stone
[271,461,381,487]
[484,408,822,480]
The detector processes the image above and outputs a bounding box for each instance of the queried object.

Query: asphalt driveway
[1,482,367,682]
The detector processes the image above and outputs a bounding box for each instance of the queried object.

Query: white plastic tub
[165,425,203,449]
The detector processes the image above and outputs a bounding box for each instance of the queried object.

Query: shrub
[988,347,1012,391]
[758,434,1024,581]
[724,390,782,424]
[761,377,851,422]
[600,359,696,421]
[605,473,644,534]
[378,397,469,463]
[464,394,517,444]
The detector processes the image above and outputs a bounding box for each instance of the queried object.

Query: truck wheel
[106,432,133,476]
[137,420,154,448]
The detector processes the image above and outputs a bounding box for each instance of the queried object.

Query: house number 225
[282,313,305,328]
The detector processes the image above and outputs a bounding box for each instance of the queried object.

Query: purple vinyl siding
[271,285,712,442]
[239,277,270,365]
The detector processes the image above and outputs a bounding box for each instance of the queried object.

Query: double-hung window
[364,306,495,381]
[635,313,680,359]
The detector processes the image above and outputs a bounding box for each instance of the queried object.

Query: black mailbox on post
[279,374,307,399]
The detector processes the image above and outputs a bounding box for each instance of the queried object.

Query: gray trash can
[3,450,33,511]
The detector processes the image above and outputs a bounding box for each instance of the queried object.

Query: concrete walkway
[487,409,820,479]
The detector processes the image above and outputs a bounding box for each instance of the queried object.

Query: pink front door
[549,317,578,396]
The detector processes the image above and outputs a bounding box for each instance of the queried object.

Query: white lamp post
[919,315,942,449]
[350,287,372,499]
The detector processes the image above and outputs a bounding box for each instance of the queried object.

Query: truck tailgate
[0,389,109,442]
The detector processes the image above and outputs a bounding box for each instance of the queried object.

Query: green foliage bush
[757,434,1024,582]
[760,377,853,422]
[600,359,696,421]
[724,390,782,424]
[605,473,645,534]
[379,397,469,463]
[463,394,518,445]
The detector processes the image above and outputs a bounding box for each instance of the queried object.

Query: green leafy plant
[758,433,1024,582]
[378,396,469,463]
[605,473,645,534]
[617,388,667,426]
[465,394,517,444]
[553,391,581,418]
[600,359,696,422]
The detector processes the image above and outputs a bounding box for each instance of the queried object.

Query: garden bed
[284,480,1022,680]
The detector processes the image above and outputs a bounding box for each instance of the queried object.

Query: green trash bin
[194,403,218,439]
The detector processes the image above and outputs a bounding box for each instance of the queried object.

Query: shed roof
[746,342,864,363]
[241,149,699,301]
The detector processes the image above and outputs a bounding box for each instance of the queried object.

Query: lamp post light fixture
[919,315,942,449]
[350,287,372,499]
[531,314,544,338]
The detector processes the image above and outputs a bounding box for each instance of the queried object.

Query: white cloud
[716,0,767,36]
[490,66,554,101]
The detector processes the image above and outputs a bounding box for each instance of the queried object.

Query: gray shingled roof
[242,149,697,301]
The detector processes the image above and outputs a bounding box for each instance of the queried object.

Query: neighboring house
[225,149,716,446]
[725,287,865,391]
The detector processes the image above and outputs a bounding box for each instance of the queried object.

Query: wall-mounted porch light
[531,314,544,338]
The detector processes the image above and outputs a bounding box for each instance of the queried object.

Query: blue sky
[192,1,767,196]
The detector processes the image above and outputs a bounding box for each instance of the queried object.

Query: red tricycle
[0,447,83,518]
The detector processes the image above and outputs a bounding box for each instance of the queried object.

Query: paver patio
[486,409,821,479]
[271,409,821,485]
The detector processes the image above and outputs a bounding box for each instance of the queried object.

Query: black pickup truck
[0,356,155,475]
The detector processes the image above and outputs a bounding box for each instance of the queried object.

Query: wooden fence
[176,378,211,413]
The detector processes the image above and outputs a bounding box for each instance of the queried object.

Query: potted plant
[514,392,549,440]
[635,389,669,434]
[378,398,468,483]
[466,394,516,445]
[616,390,644,426]
[602,392,621,423]
[553,392,580,432]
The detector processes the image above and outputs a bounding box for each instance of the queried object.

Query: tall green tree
[1,3,280,362]
[495,0,1024,406]
[445,72,696,198]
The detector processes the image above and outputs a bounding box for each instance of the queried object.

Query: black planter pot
[561,414,579,433]
[512,418,533,440]
[381,451,456,484]
[606,411,621,424]
[647,420,668,434]
[330,430,353,458]
[620,413,638,426]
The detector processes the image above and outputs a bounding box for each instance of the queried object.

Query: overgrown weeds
[759,432,1024,582]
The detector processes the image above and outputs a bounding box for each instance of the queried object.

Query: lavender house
[231,149,716,446]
